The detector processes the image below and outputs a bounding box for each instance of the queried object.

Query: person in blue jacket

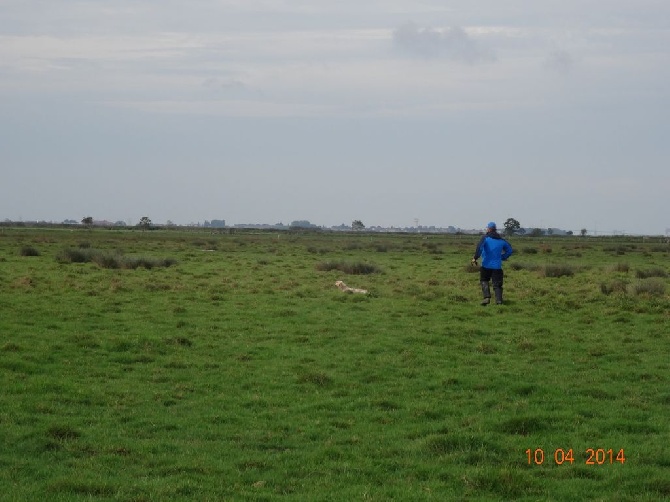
[471,221,513,305]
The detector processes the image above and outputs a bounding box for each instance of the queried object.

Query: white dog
[335,280,368,294]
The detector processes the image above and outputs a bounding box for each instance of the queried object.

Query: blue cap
[487,221,496,229]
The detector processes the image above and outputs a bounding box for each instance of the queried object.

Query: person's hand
[471,258,478,266]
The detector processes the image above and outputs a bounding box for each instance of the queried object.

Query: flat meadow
[1,226,669,501]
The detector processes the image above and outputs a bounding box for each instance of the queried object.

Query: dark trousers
[480,267,503,288]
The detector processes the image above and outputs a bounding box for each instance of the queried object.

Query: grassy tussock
[510,262,540,272]
[422,241,443,254]
[629,278,666,296]
[607,262,630,273]
[20,246,40,256]
[540,263,577,277]
[491,261,581,278]
[635,267,668,279]
[604,245,630,255]
[600,279,628,295]
[57,247,177,269]
[306,246,332,254]
[315,261,382,275]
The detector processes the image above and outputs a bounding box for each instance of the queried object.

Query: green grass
[1,228,669,500]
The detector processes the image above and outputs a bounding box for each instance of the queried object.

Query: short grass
[1,228,669,501]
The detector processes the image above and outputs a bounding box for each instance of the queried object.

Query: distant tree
[81,216,93,226]
[580,228,588,237]
[547,228,554,236]
[289,220,315,228]
[530,228,544,237]
[115,220,127,226]
[503,218,521,237]
[352,220,365,231]
[138,216,152,229]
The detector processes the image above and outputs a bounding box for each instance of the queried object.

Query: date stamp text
[525,448,626,466]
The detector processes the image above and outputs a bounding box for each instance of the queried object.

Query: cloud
[544,49,574,74]
[202,77,254,94]
[392,22,496,63]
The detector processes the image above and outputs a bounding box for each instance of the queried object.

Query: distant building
[204,219,226,228]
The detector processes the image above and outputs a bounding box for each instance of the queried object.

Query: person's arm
[501,241,513,261]
[472,236,486,263]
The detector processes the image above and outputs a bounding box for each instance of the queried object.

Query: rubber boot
[480,281,491,306]
[494,287,503,305]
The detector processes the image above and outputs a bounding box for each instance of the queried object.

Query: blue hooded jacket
[474,231,513,270]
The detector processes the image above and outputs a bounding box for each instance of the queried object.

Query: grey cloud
[544,50,574,74]
[392,22,496,63]
[203,77,247,91]
[201,77,263,99]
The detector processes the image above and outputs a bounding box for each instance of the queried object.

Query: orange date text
[525,448,626,465]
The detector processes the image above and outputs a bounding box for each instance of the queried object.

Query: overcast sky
[1,1,668,234]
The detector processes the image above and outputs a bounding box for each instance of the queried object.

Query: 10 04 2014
[525,448,626,465]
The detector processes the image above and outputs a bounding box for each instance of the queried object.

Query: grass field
[1,227,669,501]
